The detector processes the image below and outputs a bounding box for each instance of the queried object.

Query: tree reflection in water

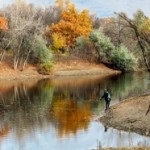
[0,73,149,149]
[49,99,92,137]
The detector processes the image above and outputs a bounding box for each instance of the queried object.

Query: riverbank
[100,94,150,137]
[0,59,120,80]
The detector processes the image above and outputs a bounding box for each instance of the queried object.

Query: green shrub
[75,36,93,54]
[31,36,53,74]
[89,29,137,71]
[111,45,137,71]
[89,28,115,64]
[75,36,99,62]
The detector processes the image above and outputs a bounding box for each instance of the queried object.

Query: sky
[0,0,150,18]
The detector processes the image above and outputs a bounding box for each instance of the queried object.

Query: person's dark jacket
[101,91,111,102]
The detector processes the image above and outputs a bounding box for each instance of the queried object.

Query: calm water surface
[0,72,150,150]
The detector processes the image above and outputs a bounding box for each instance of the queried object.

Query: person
[100,89,111,111]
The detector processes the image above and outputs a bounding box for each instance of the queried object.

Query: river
[0,72,150,150]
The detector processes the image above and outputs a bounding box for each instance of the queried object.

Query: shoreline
[0,61,121,80]
[99,94,150,137]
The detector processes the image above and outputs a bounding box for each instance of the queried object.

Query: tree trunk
[134,29,150,72]
[22,49,31,71]
[0,50,5,62]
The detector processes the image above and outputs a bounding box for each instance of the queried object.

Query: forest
[0,0,150,73]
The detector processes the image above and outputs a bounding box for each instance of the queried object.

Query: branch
[145,103,150,115]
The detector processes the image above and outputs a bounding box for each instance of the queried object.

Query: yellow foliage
[48,1,92,49]
[139,18,150,34]
[55,0,71,9]
[51,33,67,53]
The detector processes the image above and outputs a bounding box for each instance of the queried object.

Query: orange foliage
[48,3,92,47]
[0,17,8,30]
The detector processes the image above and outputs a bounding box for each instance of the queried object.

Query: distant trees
[75,28,137,71]
[0,0,149,73]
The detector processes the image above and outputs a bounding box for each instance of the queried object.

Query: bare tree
[115,12,150,72]
[3,1,44,70]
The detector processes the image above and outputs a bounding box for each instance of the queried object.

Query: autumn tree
[47,1,92,53]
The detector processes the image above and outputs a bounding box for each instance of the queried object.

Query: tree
[89,29,137,71]
[36,6,62,27]
[89,28,115,64]
[111,44,137,71]
[3,1,46,70]
[55,0,70,9]
[31,35,53,74]
[116,11,150,72]
[47,1,92,53]
[51,33,67,53]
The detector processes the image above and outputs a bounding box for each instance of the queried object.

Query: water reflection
[50,99,92,137]
[95,122,150,148]
[0,72,149,149]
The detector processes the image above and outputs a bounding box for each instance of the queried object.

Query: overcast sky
[1,0,150,18]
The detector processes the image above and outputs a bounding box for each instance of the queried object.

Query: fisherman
[101,89,111,111]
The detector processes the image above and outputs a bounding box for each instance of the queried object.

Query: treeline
[0,0,149,73]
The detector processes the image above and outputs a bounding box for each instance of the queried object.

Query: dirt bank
[0,59,120,80]
[51,59,120,76]
[100,94,150,137]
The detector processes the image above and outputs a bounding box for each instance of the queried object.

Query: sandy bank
[0,60,120,80]
[100,94,150,137]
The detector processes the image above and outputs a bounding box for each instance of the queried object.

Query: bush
[111,45,137,71]
[75,36,92,54]
[75,36,99,62]
[89,28,115,64]
[89,29,137,71]
[51,33,67,54]
[31,36,53,74]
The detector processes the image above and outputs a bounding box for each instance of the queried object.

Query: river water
[0,72,150,150]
